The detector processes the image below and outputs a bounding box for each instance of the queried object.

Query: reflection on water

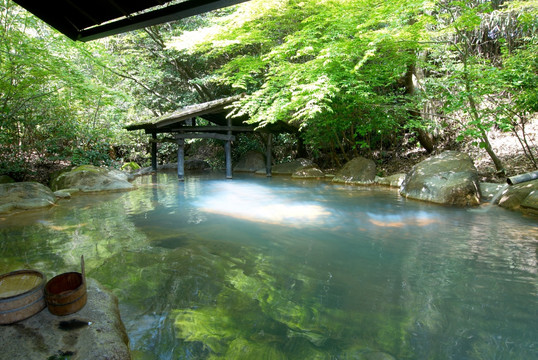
[0,172,537,359]
[195,182,332,226]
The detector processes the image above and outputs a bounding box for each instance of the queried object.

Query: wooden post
[225,117,233,179]
[177,138,185,181]
[151,132,157,172]
[266,133,272,177]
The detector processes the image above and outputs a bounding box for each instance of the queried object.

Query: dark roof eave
[124,95,299,135]
[13,0,251,42]
[76,0,251,42]
[125,95,242,131]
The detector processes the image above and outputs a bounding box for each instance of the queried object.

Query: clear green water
[1,172,536,359]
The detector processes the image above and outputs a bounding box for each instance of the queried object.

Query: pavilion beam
[169,125,255,132]
[177,138,185,181]
[225,117,233,179]
[174,133,235,141]
[266,133,272,177]
[151,132,157,172]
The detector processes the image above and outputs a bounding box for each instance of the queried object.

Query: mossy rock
[333,157,377,184]
[292,167,325,179]
[400,151,480,206]
[498,179,538,216]
[479,182,506,202]
[51,165,134,192]
[0,182,56,213]
[234,151,266,173]
[0,175,15,184]
[257,158,315,176]
[376,173,406,188]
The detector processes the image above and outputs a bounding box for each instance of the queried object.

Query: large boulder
[400,151,480,206]
[234,151,266,172]
[332,157,377,184]
[257,158,315,175]
[0,182,56,213]
[51,165,134,192]
[498,179,538,216]
[0,278,131,360]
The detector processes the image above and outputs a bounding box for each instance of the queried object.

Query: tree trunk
[463,65,505,174]
[416,127,435,154]
[403,62,435,153]
[295,135,308,158]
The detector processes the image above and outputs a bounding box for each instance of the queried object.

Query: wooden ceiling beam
[77,0,250,41]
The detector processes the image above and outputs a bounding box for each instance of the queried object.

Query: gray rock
[0,182,56,213]
[257,158,315,175]
[498,179,538,216]
[53,190,72,199]
[376,173,406,188]
[400,151,480,206]
[51,165,134,193]
[292,167,325,179]
[332,157,377,184]
[134,161,209,176]
[479,182,507,202]
[133,167,155,176]
[234,151,266,172]
[0,278,131,360]
[185,159,210,171]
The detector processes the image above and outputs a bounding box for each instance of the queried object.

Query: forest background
[1,0,536,184]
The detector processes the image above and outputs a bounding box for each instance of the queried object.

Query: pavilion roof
[125,95,297,134]
[13,0,250,42]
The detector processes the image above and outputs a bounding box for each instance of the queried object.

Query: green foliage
[179,0,433,164]
[417,0,537,170]
[121,161,141,171]
[1,0,536,175]
[0,0,137,179]
[500,40,538,113]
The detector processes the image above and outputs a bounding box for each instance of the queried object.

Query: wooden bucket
[45,256,87,316]
[0,269,46,324]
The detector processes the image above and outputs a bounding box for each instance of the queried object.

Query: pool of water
[1,172,536,359]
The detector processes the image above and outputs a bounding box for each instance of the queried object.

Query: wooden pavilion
[13,1,297,180]
[125,96,295,180]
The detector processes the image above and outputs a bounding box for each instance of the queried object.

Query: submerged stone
[224,338,285,359]
[287,328,327,346]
